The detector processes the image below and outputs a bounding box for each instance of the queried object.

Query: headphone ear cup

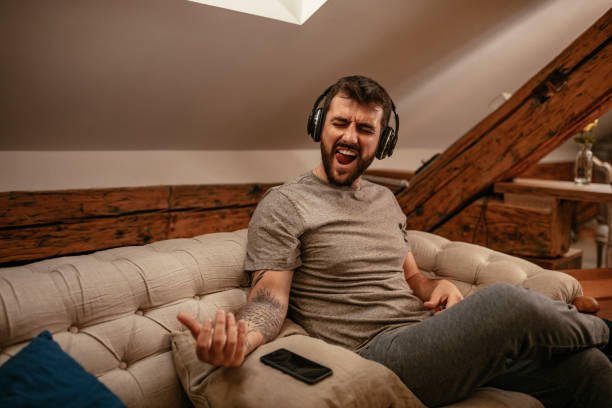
[387,130,398,158]
[307,110,315,136]
[311,108,325,142]
[376,127,393,159]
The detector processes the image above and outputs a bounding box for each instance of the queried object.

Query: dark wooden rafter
[396,9,612,231]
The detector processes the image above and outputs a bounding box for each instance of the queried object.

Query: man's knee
[481,283,532,306]
[480,283,549,321]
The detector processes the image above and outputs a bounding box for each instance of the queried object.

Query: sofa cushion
[171,320,426,408]
[0,330,125,408]
[406,230,582,302]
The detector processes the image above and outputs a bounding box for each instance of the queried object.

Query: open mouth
[335,148,358,165]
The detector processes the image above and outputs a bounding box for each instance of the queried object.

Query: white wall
[0,143,588,191]
[0,148,439,191]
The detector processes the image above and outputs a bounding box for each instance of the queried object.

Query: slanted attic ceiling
[0,0,610,151]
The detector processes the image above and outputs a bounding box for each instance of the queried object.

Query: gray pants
[359,284,611,407]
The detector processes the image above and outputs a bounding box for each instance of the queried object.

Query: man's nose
[340,123,358,145]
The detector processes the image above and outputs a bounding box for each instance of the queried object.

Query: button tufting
[135,309,144,316]
[119,361,128,370]
[69,326,79,334]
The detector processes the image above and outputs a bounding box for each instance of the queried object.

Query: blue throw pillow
[0,330,126,408]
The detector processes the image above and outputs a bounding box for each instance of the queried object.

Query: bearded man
[178,75,612,407]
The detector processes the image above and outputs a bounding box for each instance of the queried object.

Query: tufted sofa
[0,229,583,407]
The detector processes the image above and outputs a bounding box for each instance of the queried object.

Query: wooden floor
[563,268,612,320]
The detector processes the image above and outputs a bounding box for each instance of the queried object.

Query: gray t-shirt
[244,172,432,352]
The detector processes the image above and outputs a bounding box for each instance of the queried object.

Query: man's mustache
[334,142,361,156]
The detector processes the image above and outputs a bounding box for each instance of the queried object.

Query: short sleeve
[400,217,412,252]
[244,189,304,272]
[391,194,412,252]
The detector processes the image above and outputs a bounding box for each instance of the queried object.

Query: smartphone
[260,348,333,385]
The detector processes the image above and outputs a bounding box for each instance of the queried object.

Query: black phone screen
[260,348,333,385]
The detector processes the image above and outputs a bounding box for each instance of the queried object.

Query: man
[178,75,612,407]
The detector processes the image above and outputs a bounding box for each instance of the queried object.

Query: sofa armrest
[406,230,583,303]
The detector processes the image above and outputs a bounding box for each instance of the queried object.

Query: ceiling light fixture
[187,0,328,25]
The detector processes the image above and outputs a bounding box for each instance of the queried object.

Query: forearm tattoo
[237,287,285,350]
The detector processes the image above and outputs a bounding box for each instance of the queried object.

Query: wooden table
[494,178,612,270]
[494,178,612,203]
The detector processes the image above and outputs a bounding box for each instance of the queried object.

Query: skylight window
[188,0,328,25]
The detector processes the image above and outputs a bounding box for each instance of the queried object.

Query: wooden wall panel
[519,162,574,181]
[0,183,276,265]
[433,198,573,258]
[168,207,255,238]
[0,212,169,264]
[170,184,276,210]
[0,187,169,228]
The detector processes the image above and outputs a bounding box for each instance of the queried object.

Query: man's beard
[320,140,376,187]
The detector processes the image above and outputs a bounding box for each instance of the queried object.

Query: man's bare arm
[403,252,463,313]
[237,269,293,353]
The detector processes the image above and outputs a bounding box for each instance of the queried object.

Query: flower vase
[574,143,593,184]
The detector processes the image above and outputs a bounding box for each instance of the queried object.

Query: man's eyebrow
[330,116,349,123]
[359,122,376,130]
[330,116,376,128]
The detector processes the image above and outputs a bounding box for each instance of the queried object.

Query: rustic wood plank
[362,170,413,193]
[0,183,276,264]
[495,178,612,203]
[522,248,583,270]
[433,198,572,258]
[0,186,169,228]
[364,169,415,180]
[0,212,169,264]
[573,201,600,226]
[168,207,255,238]
[519,161,574,181]
[170,184,277,210]
[396,10,612,232]
[518,160,612,183]
[563,268,612,282]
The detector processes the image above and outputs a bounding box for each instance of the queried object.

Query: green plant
[574,118,599,144]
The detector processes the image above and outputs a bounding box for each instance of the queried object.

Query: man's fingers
[196,317,213,362]
[231,320,248,367]
[188,310,246,366]
[424,294,442,309]
[426,293,450,314]
[177,312,201,339]
[224,313,238,363]
[446,293,464,309]
[210,310,227,362]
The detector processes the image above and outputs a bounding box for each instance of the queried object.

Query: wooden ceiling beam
[396,9,612,231]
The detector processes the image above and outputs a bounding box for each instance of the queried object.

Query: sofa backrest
[406,230,582,302]
[0,229,250,408]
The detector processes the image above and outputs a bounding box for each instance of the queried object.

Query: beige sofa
[0,229,583,407]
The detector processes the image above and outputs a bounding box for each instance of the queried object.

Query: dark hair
[321,75,393,132]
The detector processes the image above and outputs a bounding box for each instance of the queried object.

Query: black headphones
[306,85,399,159]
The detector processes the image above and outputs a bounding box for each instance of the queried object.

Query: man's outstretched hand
[423,279,464,314]
[177,310,248,367]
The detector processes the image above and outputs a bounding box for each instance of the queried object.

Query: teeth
[338,149,357,157]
